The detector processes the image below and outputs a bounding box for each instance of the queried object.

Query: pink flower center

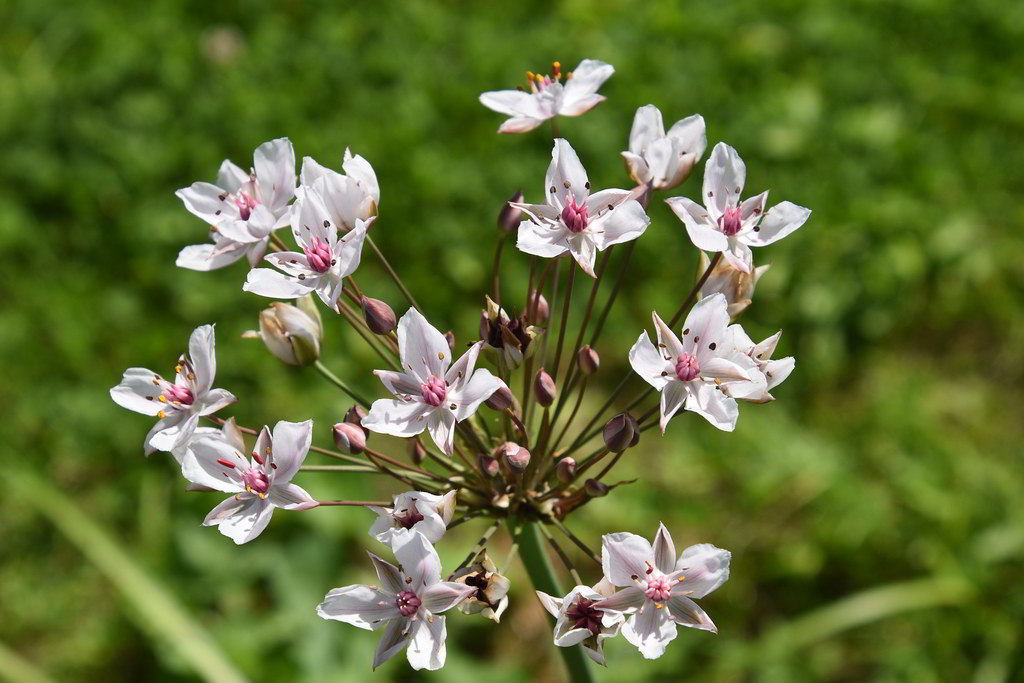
[235,192,259,221]
[162,384,194,405]
[644,575,673,603]
[395,507,425,529]
[561,195,589,234]
[719,205,743,236]
[420,376,447,407]
[675,352,700,382]
[303,237,332,273]
[242,468,270,495]
[396,590,421,617]
[565,596,603,636]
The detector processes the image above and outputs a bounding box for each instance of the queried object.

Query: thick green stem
[514,520,595,683]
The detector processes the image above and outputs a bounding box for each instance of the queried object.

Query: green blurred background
[2,0,1023,680]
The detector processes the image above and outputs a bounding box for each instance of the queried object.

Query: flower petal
[685,382,738,432]
[453,369,504,421]
[742,201,811,246]
[421,581,476,614]
[593,586,646,612]
[267,482,317,510]
[183,436,246,492]
[243,268,315,299]
[175,242,247,271]
[665,196,728,252]
[666,594,717,633]
[659,380,688,433]
[591,199,650,250]
[426,409,457,456]
[317,584,401,630]
[601,532,654,587]
[253,137,296,212]
[269,419,312,483]
[675,543,731,599]
[547,138,589,208]
[681,293,731,359]
[406,615,446,671]
[560,59,614,115]
[110,368,165,416]
[628,331,671,391]
[702,142,746,221]
[397,307,451,381]
[368,553,406,594]
[393,530,441,593]
[623,605,677,659]
[653,311,684,360]
[653,523,677,574]
[203,495,274,544]
[517,220,569,258]
[372,617,411,670]
[362,398,432,438]
[628,104,666,155]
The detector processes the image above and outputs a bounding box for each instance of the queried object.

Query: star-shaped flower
[628,294,755,433]
[622,105,707,191]
[536,581,625,665]
[317,531,476,671]
[594,524,730,660]
[183,419,318,544]
[514,138,650,277]
[368,490,457,546]
[298,148,380,230]
[175,138,296,271]
[243,176,372,310]
[719,326,795,403]
[479,59,614,134]
[666,142,811,273]
[362,308,506,455]
[110,324,237,454]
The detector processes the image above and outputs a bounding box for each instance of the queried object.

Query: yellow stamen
[655,603,664,609]
[157,410,165,419]
[175,365,182,373]
[438,352,445,360]
[158,396,166,403]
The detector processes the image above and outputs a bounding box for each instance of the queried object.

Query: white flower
[298,148,380,229]
[171,417,245,489]
[719,326,795,403]
[622,105,707,191]
[110,324,237,454]
[243,176,372,310]
[514,138,650,277]
[696,250,771,318]
[594,524,730,660]
[183,419,318,544]
[666,142,811,273]
[536,581,625,665]
[175,138,296,271]
[362,308,506,455]
[317,531,476,671]
[479,59,614,134]
[368,490,457,546]
[628,294,755,433]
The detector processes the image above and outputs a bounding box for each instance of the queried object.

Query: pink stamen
[216,458,236,469]
[420,376,447,407]
[644,575,673,602]
[304,237,332,273]
[560,195,589,234]
[719,205,743,236]
[675,353,700,382]
[396,590,421,617]
[163,384,194,405]
[242,468,270,494]
[235,192,258,221]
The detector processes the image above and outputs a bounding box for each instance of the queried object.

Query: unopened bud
[527,291,549,324]
[361,297,396,335]
[501,442,531,472]
[444,331,456,352]
[409,438,427,466]
[478,455,500,478]
[244,299,323,366]
[602,412,636,453]
[344,404,369,439]
[584,478,609,497]
[332,422,366,454]
[556,457,577,483]
[498,190,524,232]
[484,384,520,415]
[577,345,600,375]
[533,368,556,407]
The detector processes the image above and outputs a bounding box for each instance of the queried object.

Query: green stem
[312,360,372,407]
[367,235,421,311]
[514,520,594,683]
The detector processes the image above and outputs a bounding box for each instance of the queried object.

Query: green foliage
[1,0,1022,680]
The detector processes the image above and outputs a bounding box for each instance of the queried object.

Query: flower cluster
[111,57,809,674]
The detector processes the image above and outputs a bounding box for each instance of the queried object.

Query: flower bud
[243,299,323,366]
[444,330,456,352]
[577,345,600,375]
[602,412,636,453]
[484,384,520,415]
[497,190,524,233]
[556,457,576,483]
[344,404,369,438]
[409,438,427,466]
[478,455,500,478]
[533,368,556,407]
[584,478,609,497]
[500,442,530,472]
[361,297,396,335]
[527,291,549,324]
[332,422,366,454]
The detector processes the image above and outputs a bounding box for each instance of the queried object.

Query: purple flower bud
[344,404,369,439]
[577,345,600,375]
[500,442,531,472]
[527,291,549,324]
[556,457,577,483]
[333,422,366,454]
[602,412,636,453]
[584,478,609,497]
[361,297,396,335]
[533,368,556,407]
[498,190,524,232]
[484,384,520,415]
[409,438,427,466]
[478,455,500,478]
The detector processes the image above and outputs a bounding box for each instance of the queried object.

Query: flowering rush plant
[111,58,809,678]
